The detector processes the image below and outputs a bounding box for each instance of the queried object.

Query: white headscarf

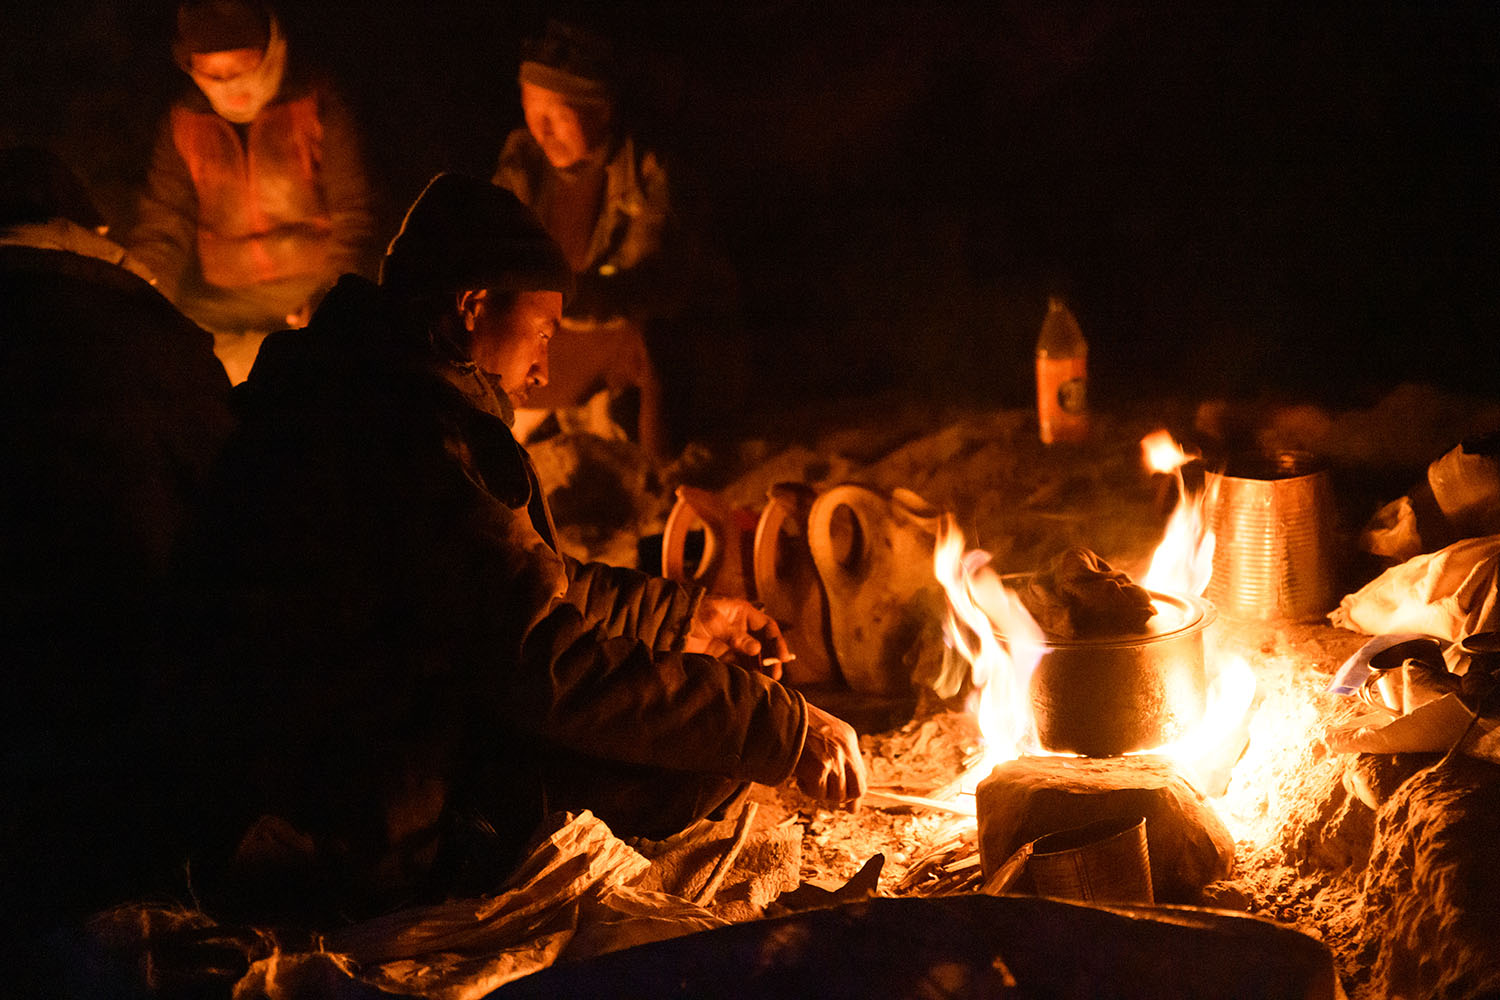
[189,15,287,124]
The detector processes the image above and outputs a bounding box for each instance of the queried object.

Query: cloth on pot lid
[1019,547,1156,640]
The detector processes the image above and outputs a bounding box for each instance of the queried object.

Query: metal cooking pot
[1017,590,1216,758]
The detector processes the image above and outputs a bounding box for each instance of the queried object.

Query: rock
[493,894,1342,1000]
[1363,754,1500,1000]
[1200,881,1255,911]
[1279,747,1377,874]
[975,754,1235,904]
[1343,752,1438,809]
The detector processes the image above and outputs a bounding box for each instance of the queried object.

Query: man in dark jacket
[176,173,864,925]
[0,146,236,985]
[128,0,374,383]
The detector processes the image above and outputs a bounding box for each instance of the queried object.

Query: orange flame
[1141,429,1190,475]
[934,439,1269,841]
[932,515,1046,763]
[1157,652,1257,796]
[1140,430,1216,597]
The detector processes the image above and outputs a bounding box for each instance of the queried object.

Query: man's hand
[794,703,866,804]
[685,595,792,679]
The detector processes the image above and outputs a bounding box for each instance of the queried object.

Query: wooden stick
[861,789,977,816]
[693,801,758,907]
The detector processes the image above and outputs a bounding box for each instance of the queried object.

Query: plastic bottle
[1035,296,1089,444]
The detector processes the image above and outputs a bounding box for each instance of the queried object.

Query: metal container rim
[1210,448,1330,482]
[1030,814,1148,858]
[995,574,1217,649]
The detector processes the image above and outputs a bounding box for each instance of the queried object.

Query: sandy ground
[532,381,1500,998]
[745,615,1391,997]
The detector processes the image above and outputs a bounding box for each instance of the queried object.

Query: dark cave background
[3,0,1496,436]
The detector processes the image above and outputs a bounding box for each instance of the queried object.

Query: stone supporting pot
[975,754,1235,905]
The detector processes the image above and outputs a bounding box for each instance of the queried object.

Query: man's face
[520,81,612,170]
[190,48,266,120]
[467,288,562,407]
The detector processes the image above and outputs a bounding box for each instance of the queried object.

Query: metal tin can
[1206,451,1337,622]
[1029,814,1154,905]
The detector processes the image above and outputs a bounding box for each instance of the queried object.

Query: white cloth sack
[1330,534,1500,642]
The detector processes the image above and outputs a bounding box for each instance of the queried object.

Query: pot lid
[1042,590,1214,648]
[993,573,1216,647]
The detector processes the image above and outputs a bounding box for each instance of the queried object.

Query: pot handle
[661,487,717,585]
[754,488,803,622]
[807,484,883,585]
[662,486,757,599]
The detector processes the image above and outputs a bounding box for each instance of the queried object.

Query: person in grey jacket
[173,173,864,926]
[493,19,678,459]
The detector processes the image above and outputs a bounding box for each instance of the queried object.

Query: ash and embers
[535,387,1500,998]
[765,617,1392,996]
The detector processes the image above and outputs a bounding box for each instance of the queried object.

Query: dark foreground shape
[488,893,1339,1000]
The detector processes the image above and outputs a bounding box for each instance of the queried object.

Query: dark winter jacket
[129,71,374,333]
[175,275,806,919]
[0,228,234,923]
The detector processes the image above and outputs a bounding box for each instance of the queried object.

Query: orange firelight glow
[1136,431,1255,799]
[936,430,1275,841]
[933,514,1046,764]
[1140,430,1216,597]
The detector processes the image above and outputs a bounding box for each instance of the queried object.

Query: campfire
[921,430,1320,905]
[932,433,1245,769]
[527,391,1500,1000]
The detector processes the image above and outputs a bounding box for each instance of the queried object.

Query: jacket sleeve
[431,436,806,787]
[316,88,376,280]
[515,617,808,786]
[569,145,679,323]
[562,554,701,653]
[127,112,199,302]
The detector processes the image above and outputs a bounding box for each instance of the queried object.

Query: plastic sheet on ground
[315,810,726,999]
[1326,694,1500,765]
[1330,534,1500,641]
[91,810,731,1000]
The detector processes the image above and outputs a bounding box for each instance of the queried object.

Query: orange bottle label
[1036,356,1088,444]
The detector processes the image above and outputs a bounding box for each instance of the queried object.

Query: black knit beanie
[0,146,106,230]
[173,0,270,66]
[380,173,574,303]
